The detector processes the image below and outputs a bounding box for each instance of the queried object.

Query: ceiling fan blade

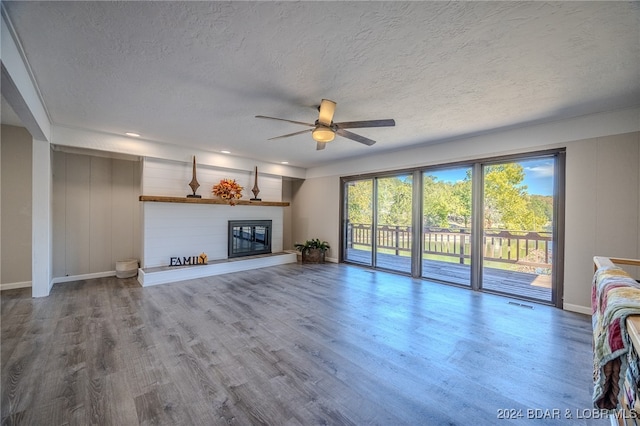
[336,129,376,146]
[255,115,315,127]
[316,142,327,151]
[267,129,313,140]
[335,119,396,129]
[317,99,336,126]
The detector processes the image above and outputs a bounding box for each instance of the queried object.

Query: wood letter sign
[170,252,208,266]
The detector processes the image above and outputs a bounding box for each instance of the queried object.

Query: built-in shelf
[139,195,289,207]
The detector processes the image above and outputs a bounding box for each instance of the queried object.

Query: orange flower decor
[212,178,243,205]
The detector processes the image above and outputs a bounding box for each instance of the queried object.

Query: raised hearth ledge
[138,252,297,287]
[139,195,289,207]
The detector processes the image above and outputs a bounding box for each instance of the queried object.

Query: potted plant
[294,238,330,264]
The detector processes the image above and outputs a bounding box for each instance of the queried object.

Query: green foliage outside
[347,163,553,232]
[482,164,551,231]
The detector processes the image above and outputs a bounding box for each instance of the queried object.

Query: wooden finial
[187,156,201,198]
[250,166,261,201]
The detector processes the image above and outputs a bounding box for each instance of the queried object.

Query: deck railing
[347,223,552,269]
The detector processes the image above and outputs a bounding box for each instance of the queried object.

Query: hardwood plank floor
[1,263,605,425]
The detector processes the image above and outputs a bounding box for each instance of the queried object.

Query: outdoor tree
[483,164,548,230]
[346,180,372,224]
[423,175,464,227]
[451,178,472,227]
[529,195,553,230]
[377,175,412,226]
[346,166,550,232]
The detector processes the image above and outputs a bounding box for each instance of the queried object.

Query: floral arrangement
[212,178,243,205]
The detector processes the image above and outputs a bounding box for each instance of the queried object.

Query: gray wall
[1,125,32,286]
[52,151,141,278]
[564,132,640,308]
[291,175,340,261]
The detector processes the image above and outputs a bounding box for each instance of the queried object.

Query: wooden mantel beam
[139,195,289,207]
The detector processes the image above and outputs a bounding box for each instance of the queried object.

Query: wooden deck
[346,248,552,302]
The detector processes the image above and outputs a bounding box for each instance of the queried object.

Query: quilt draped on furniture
[592,266,640,410]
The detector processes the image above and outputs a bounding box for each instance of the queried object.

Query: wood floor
[1,263,604,425]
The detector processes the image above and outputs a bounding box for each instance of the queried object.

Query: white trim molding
[562,303,591,316]
[1,7,51,141]
[51,270,116,285]
[0,281,32,291]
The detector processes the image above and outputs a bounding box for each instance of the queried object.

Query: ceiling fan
[256,99,395,150]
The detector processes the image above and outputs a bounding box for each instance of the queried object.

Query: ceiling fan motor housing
[256,98,395,148]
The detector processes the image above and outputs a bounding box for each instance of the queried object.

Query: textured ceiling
[2,1,640,168]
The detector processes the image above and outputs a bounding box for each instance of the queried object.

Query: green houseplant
[294,238,330,264]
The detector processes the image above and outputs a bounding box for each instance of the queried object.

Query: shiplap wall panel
[139,157,286,268]
[51,151,67,278]
[65,154,92,275]
[52,151,141,278]
[89,156,112,272]
[142,203,284,268]
[111,160,141,263]
[142,158,282,201]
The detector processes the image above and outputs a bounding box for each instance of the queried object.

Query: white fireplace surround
[138,157,294,286]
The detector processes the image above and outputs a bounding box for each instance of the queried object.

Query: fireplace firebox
[228,220,272,258]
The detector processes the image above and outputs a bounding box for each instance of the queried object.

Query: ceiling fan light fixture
[257,98,394,148]
[312,126,335,142]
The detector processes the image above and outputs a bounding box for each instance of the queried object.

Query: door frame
[340,148,565,308]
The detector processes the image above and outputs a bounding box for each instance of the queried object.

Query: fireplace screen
[228,220,272,258]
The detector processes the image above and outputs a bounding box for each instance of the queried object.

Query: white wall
[0,125,32,288]
[52,151,141,279]
[294,109,640,313]
[140,157,285,268]
[1,13,51,142]
[141,157,282,201]
[53,125,306,180]
[31,138,53,297]
[142,203,284,268]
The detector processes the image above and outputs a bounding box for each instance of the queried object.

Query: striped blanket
[592,266,640,410]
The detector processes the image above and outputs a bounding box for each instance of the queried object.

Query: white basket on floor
[116,259,139,278]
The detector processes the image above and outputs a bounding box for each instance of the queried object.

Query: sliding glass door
[421,167,472,286]
[341,150,563,306]
[481,157,556,302]
[343,175,413,273]
[344,179,373,266]
[375,175,413,274]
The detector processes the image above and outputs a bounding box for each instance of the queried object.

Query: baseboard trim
[51,271,116,285]
[563,303,591,315]
[0,281,32,291]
